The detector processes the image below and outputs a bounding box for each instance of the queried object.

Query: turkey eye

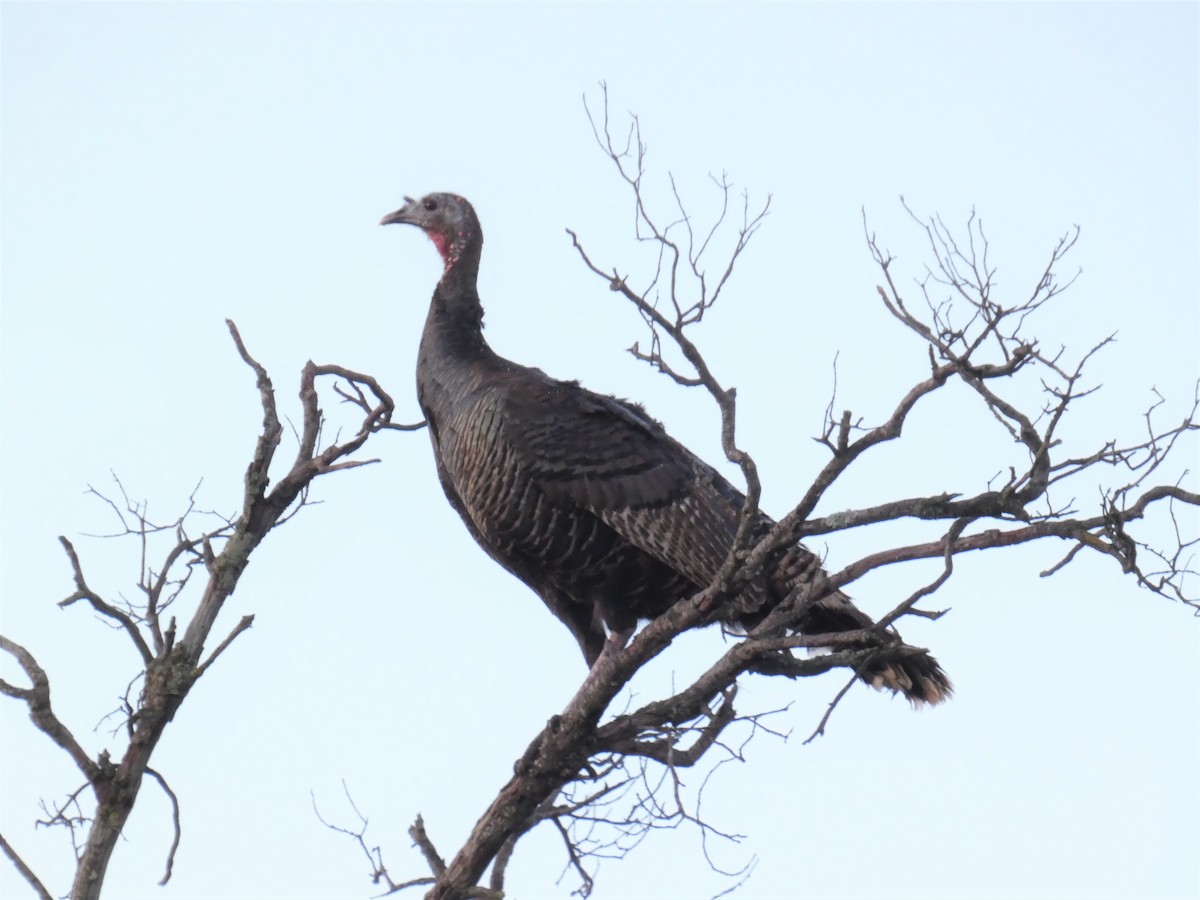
[424,198,438,211]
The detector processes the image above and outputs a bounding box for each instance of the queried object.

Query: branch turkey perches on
[381,192,951,706]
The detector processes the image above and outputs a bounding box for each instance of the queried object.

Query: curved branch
[145,768,181,885]
[0,635,100,781]
[56,537,154,665]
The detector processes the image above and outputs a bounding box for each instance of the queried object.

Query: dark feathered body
[385,193,951,705]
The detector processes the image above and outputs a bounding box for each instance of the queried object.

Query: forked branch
[2,321,401,900]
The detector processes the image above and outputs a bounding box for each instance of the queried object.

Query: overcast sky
[2,3,1198,899]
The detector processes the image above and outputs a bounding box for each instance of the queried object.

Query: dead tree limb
[0,321,404,899]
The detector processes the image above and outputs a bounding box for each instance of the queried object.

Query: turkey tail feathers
[863,647,953,707]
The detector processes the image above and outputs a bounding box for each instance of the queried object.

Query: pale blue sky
[2,3,1198,899]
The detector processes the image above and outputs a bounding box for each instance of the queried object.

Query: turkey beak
[379,196,419,226]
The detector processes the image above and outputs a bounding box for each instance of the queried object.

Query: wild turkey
[382,192,952,705]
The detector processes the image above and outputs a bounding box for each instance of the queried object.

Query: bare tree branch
[56,537,154,665]
[145,768,181,886]
[0,832,53,900]
[0,636,101,782]
[312,784,401,893]
[194,615,255,678]
[3,320,403,899]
